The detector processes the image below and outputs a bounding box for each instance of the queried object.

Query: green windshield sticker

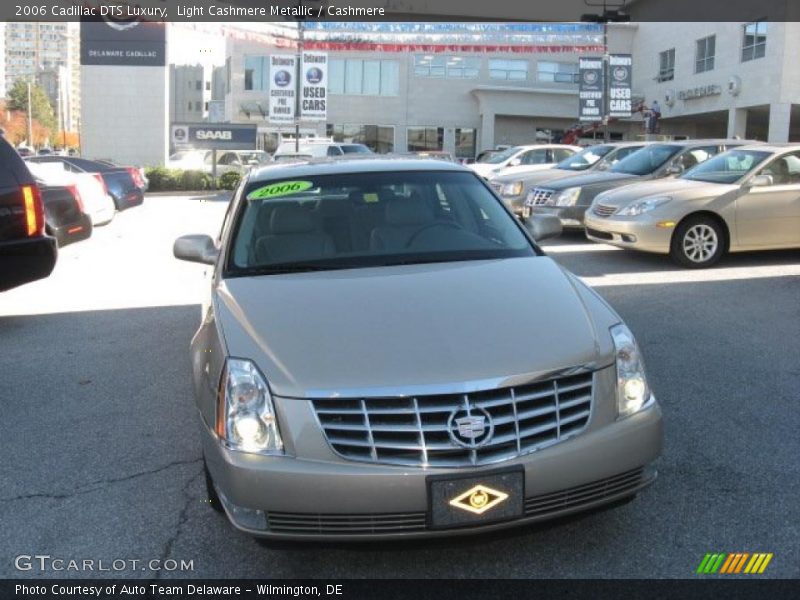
[247,180,314,200]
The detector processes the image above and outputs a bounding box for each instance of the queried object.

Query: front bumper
[529,205,588,228]
[204,378,663,540]
[584,213,673,254]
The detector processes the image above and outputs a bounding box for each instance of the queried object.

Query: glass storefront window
[455,128,476,159]
[407,127,444,152]
[244,56,268,91]
[327,124,395,153]
[329,59,399,96]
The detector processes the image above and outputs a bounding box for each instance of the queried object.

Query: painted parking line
[582,263,800,287]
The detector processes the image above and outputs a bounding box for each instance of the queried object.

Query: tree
[6,79,57,134]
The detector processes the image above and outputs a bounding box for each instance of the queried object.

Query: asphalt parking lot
[1,193,798,579]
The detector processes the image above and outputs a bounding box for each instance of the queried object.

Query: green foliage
[6,80,57,133]
[218,171,242,190]
[144,167,215,191]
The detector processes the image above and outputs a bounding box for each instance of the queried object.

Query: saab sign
[171,124,257,150]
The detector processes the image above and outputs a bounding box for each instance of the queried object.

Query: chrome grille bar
[311,371,594,468]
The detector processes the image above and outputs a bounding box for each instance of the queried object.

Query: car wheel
[670,216,725,268]
[203,457,224,513]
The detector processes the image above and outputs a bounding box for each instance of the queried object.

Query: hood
[489,164,555,179]
[469,162,505,178]
[540,170,639,192]
[490,167,588,186]
[593,178,733,208]
[215,257,614,398]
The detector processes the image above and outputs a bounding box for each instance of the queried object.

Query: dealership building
[79,21,800,166]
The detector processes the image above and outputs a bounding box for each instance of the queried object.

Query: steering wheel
[405,222,463,248]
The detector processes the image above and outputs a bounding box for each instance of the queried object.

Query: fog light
[218,490,267,531]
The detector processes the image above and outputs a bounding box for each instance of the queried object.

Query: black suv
[0,137,57,291]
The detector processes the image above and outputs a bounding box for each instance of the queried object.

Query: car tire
[203,457,224,513]
[670,216,725,268]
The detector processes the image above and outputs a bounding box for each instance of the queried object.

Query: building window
[187,80,192,89]
[204,102,209,111]
[657,48,675,82]
[205,81,211,91]
[455,128,476,159]
[195,101,202,112]
[695,35,715,73]
[195,80,202,91]
[742,20,767,62]
[537,61,579,83]
[326,124,395,153]
[414,55,480,78]
[225,57,231,94]
[489,59,528,81]
[187,101,192,111]
[407,127,444,152]
[328,59,399,96]
[244,55,269,91]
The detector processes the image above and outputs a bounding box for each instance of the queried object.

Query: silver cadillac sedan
[174,158,662,540]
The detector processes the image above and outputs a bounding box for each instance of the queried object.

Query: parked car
[166,149,210,171]
[0,136,57,292]
[273,139,372,160]
[94,159,149,192]
[489,142,648,216]
[26,156,144,210]
[205,150,271,176]
[38,181,93,247]
[525,139,755,229]
[173,158,662,541]
[585,145,800,267]
[26,160,115,226]
[468,144,581,179]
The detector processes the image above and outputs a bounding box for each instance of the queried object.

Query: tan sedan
[584,145,800,267]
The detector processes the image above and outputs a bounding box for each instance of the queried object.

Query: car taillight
[67,184,84,212]
[92,173,109,195]
[21,184,45,237]
[127,167,144,188]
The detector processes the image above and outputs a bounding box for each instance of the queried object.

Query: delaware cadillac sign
[80,18,166,66]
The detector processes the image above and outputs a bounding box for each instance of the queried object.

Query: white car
[469,144,581,179]
[166,150,210,171]
[26,161,115,226]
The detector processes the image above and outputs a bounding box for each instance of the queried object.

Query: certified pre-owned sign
[171,124,257,150]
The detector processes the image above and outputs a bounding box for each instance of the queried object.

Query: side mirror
[749,174,773,187]
[508,158,522,167]
[173,234,218,265]
[524,214,562,242]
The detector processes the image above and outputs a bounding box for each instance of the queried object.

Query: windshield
[610,144,682,176]
[681,149,771,184]
[557,145,613,171]
[227,170,535,275]
[484,147,521,164]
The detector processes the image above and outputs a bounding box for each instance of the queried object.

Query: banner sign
[608,54,633,118]
[170,123,257,150]
[269,55,296,124]
[80,19,166,66]
[578,57,604,122]
[300,52,328,121]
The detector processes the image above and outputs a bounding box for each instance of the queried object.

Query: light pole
[27,80,33,147]
[581,1,630,142]
[295,18,305,153]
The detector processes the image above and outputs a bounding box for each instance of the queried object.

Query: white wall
[81,65,168,167]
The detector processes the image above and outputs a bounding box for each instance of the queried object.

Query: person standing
[650,100,662,133]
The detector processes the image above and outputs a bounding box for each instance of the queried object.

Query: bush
[218,171,242,190]
[181,169,213,191]
[144,167,214,191]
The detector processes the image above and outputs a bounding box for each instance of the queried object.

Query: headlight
[217,358,283,454]
[610,324,651,419]
[500,181,524,197]
[617,196,671,216]
[554,187,581,206]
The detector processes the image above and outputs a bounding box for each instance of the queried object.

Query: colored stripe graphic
[700,553,773,575]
